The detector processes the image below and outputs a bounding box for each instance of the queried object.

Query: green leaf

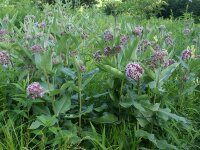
[54,95,71,115]
[92,112,118,124]
[157,140,178,150]
[61,67,76,80]
[36,115,58,127]
[94,103,108,112]
[157,108,188,123]
[60,81,74,91]
[29,120,43,129]
[159,63,179,83]
[96,63,125,79]
[49,89,61,96]
[81,105,93,115]
[135,130,177,150]
[32,105,51,116]
[34,51,53,73]
[135,130,157,145]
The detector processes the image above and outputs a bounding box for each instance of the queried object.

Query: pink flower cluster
[0,29,6,35]
[164,59,176,67]
[79,62,86,72]
[120,35,129,45]
[125,62,144,81]
[138,40,151,52]
[181,49,191,60]
[104,46,112,56]
[27,82,44,99]
[0,51,9,65]
[31,44,43,53]
[150,50,168,68]
[103,31,113,41]
[93,50,101,61]
[52,56,60,65]
[133,26,143,36]
[165,36,173,45]
[104,45,122,57]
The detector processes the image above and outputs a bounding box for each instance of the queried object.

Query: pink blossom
[93,51,101,61]
[125,62,144,81]
[120,35,129,45]
[103,31,113,41]
[0,51,9,65]
[133,26,143,36]
[31,44,43,53]
[181,49,191,60]
[27,82,44,99]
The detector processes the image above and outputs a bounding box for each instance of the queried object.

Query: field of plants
[1,0,200,149]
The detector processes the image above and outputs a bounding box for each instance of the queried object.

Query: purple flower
[120,35,129,45]
[125,62,144,81]
[150,50,168,68]
[79,61,86,72]
[133,26,143,36]
[113,45,122,54]
[164,59,176,67]
[165,36,173,45]
[37,22,46,28]
[52,56,60,65]
[0,51,9,65]
[0,29,6,35]
[93,50,101,61]
[138,40,151,52]
[31,44,43,53]
[181,49,191,60]
[103,31,113,41]
[104,46,112,56]
[27,82,44,99]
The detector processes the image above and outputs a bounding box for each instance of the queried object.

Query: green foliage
[160,0,200,22]
[0,1,200,149]
[0,0,40,26]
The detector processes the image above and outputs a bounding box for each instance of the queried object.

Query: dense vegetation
[0,0,200,149]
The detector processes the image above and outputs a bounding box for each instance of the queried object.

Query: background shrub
[160,0,200,22]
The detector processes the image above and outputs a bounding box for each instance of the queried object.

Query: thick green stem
[78,73,82,127]
[44,69,56,115]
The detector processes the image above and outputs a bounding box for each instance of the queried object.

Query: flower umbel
[133,26,143,36]
[103,31,113,41]
[31,44,43,53]
[125,62,144,81]
[27,82,44,99]
[0,51,9,65]
[93,50,101,61]
[181,49,192,60]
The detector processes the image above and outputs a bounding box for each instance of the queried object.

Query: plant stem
[44,69,56,115]
[78,73,82,127]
